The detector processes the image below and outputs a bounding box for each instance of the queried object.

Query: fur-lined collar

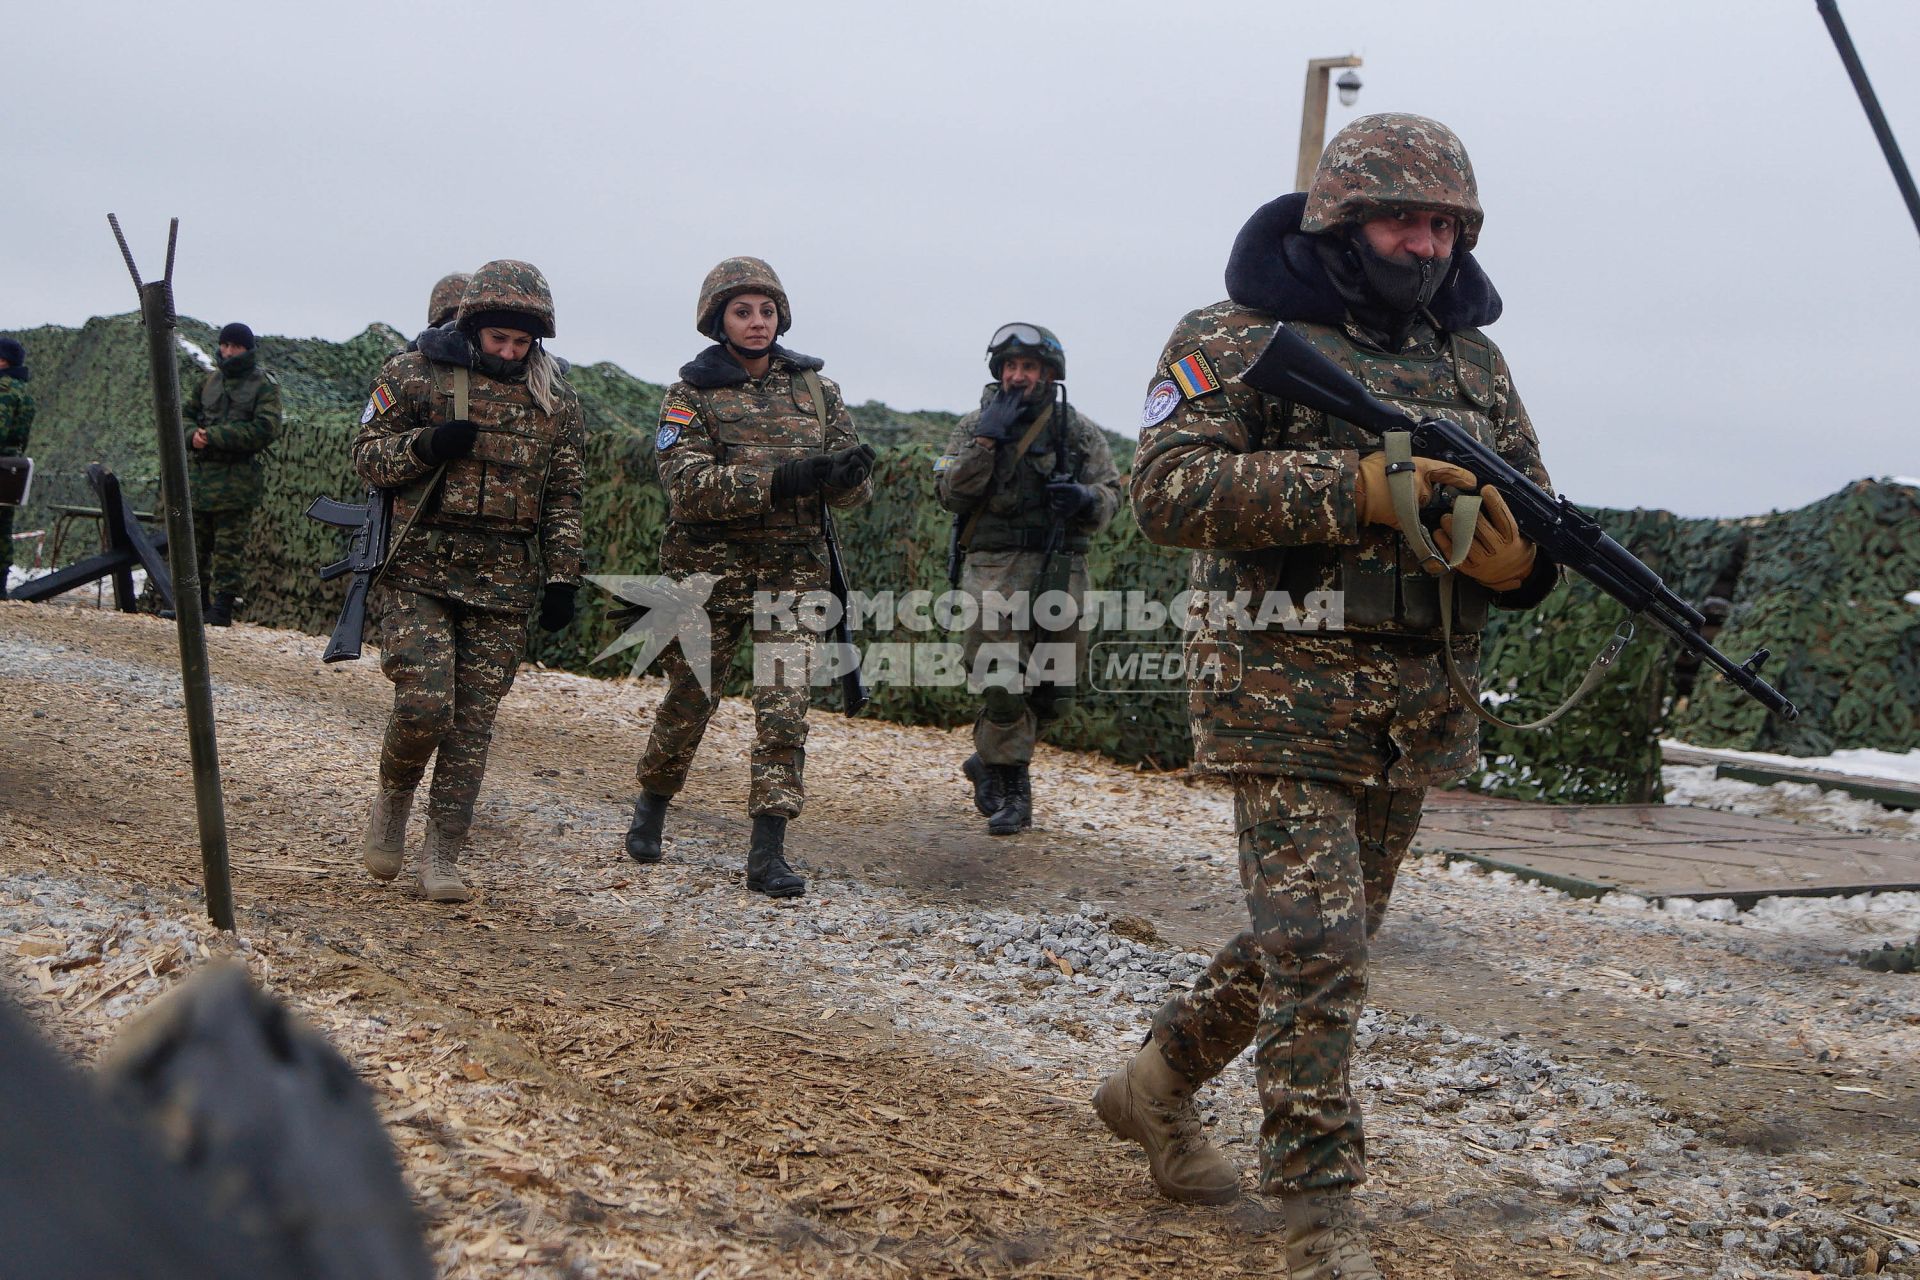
[1224,192,1502,331]
[416,324,473,367]
[678,343,823,389]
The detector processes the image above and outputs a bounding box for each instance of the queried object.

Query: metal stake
[107,214,235,931]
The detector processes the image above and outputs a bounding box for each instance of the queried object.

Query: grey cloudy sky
[9,0,1917,516]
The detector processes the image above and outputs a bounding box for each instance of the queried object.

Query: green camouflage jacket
[935,384,1122,554]
[182,352,280,511]
[0,372,33,456]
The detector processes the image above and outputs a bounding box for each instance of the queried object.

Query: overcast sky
[9,0,1917,516]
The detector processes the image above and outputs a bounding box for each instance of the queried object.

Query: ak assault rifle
[306,488,392,663]
[1241,326,1798,721]
[1035,383,1079,604]
[821,506,869,716]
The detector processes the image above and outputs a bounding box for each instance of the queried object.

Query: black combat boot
[962,753,1004,818]
[207,593,236,627]
[987,764,1031,836]
[625,792,669,864]
[745,814,805,898]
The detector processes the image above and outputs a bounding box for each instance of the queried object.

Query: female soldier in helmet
[622,257,874,899]
[351,259,586,903]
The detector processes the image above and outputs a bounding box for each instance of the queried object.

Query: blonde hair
[526,344,560,415]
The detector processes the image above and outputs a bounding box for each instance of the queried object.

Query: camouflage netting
[7,316,1916,794]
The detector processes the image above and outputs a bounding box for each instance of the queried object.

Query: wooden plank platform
[1662,744,1920,811]
[1416,797,1920,907]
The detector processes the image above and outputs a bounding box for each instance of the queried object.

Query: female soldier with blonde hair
[352,259,585,903]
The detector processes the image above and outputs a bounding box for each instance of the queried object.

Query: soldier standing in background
[182,323,281,626]
[934,324,1120,835]
[623,257,874,899]
[351,260,584,903]
[1093,115,1560,1278]
[0,337,35,597]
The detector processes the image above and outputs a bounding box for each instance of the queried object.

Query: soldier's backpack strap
[955,402,1055,552]
[370,365,462,593]
[800,369,830,438]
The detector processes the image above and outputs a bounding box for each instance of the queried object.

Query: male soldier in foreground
[182,323,281,625]
[1094,115,1560,1277]
[934,325,1120,834]
[0,337,36,596]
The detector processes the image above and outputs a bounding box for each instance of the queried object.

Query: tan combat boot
[360,788,413,881]
[416,819,473,903]
[1092,1040,1240,1204]
[1279,1188,1382,1280]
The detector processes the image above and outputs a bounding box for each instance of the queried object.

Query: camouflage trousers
[1151,775,1425,1192]
[376,587,528,837]
[959,549,1089,766]
[635,610,812,818]
[190,506,254,601]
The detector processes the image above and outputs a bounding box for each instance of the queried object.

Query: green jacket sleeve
[0,382,33,454]
[820,376,872,510]
[541,396,586,583]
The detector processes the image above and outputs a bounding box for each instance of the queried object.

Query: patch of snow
[1663,738,1920,784]
[1886,475,1920,489]
[1905,590,1920,606]
[177,336,215,369]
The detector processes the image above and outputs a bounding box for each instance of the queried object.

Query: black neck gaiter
[1314,233,1454,351]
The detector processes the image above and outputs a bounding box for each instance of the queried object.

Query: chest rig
[396,361,559,537]
[682,365,830,544]
[1269,321,1500,635]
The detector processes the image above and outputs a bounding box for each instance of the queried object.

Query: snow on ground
[177,335,215,368]
[1665,739,1920,785]
[1664,763,1920,844]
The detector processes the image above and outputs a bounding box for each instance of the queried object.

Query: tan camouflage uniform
[352,263,584,842]
[636,344,871,817]
[1131,114,1557,1196]
[935,386,1121,763]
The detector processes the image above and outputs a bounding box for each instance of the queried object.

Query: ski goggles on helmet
[985,322,1062,360]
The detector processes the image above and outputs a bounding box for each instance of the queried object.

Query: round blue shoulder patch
[656,422,681,451]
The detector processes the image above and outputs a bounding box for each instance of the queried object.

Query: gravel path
[3,600,1916,1278]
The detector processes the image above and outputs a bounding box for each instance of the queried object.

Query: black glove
[825,442,876,490]
[538,583,577,632]
[1046,479,1097,518]
[972,388,1026,444]
[413,419,478,464]
[771,455,833,504]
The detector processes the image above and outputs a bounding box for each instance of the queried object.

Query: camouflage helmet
[986,322,1065,380]
[696,256,791,339]
[1301,113,1483,252]
[456,259,556,339]
[427,272,472,328]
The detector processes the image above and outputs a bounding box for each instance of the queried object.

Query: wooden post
[1297,55,1364,192]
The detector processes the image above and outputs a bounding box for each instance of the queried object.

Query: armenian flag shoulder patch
[662,403,697,428]
[1168,349,1222,400]
[370,382,397,414]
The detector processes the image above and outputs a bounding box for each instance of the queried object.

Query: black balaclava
[1313,230,1454,351]
[463,311,537,381]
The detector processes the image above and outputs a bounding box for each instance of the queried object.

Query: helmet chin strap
[727,338,774,361]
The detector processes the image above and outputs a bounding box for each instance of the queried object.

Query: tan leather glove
[1436,485,1537,592]
[1354,451,1479,528]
